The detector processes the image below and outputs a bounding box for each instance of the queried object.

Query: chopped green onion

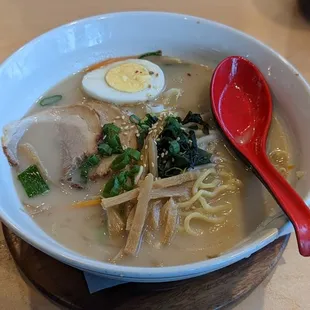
[101,123,123,154]
[102,176,121,198]
[138,50,162,59]
[111,148,140,171]
[18,165,49,198]
[135,114,159,150]
[108,135,123,153]
[38,95,62,106]
[143,114,158,127]
[169,140,180,155]
[98,143,113,156]
[125,148,141,161]
[129,114,141,124]
[103,123,121,135]
[111,153,130,171]
[79,154,101,182]
[128,165,140,177]
[102,166,140,198]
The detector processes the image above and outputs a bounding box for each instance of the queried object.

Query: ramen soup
[2,52,295,267]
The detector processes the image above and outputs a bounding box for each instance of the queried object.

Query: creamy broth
[7,56,295,267]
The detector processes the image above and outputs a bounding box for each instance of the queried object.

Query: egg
[82,59,165,104]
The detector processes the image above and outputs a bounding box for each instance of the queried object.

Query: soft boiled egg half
[82,59,165,104]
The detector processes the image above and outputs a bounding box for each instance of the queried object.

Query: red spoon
[211,56,310,256]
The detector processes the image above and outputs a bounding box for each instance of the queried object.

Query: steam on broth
[2,52,295,267]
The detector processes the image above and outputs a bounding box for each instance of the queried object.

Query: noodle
[178,163,241,236]
[184,212,225,236]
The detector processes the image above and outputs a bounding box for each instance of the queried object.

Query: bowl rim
[0,10,301,280]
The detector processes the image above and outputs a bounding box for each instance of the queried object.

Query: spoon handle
[253,153,310,256]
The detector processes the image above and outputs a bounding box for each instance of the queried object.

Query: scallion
[79,154,101,182]
[111,153,130,171]
[18,165,49,198]
[129,114,141,124]
[138,50,162,59]
[38,95,62,106]
[98,143,113,156]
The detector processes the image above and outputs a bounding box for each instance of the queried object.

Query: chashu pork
[2,105,101,179]
[85,100,137,148]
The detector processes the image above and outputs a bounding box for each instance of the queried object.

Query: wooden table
[0,0,310,309]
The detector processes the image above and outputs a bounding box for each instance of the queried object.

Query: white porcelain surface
[0,11,309,282]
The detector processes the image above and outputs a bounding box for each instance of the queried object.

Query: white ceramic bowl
[0,12,309,282]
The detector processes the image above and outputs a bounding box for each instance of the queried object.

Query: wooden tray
[2,224,289,310]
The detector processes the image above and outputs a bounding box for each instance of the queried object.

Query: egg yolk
[105,63,151,93]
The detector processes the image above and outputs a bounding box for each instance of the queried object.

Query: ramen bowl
[0,12,309,282]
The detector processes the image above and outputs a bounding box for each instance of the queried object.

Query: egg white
[82,59,165,104]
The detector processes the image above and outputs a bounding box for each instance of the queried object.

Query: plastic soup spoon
[211,56,310,256]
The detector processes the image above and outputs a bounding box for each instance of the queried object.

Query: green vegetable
[103,123,121,135]
[102,166,140,197]
[182,111,210,135]
[101,123,123,154]
[18,165,49,198]
[157,115,211,178]
[169,140,180,155]
[129,114,141,124]
[125,148,141,161]
[98,143,113,156]
[111,148,141,171]
[111,153,130,171]
[136,114,158,150]
[102,175,121,197]
[127,165,140,176]
[138,50,162,59]
[38,95,62,106]
[79,154,101,182]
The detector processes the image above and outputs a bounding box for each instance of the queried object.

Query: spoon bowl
[211,56,310,256]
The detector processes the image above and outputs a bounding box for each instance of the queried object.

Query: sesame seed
[123,132,128,136]
[172,158,175,162]
[151,162,155,168]
[176,137,180,141]
[145,144,148,150]
[115,116,121,119]
[165,151,168,155]
[143,164,147,168]
[130,125,135,129]
[141,155,144,160]
[122,122,127,125]
[124,126,129,130]
[161,153,165,158]
[121,115,125,120]
[136,133,140,137]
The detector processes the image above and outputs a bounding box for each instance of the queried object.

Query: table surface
[0,0,310,309]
